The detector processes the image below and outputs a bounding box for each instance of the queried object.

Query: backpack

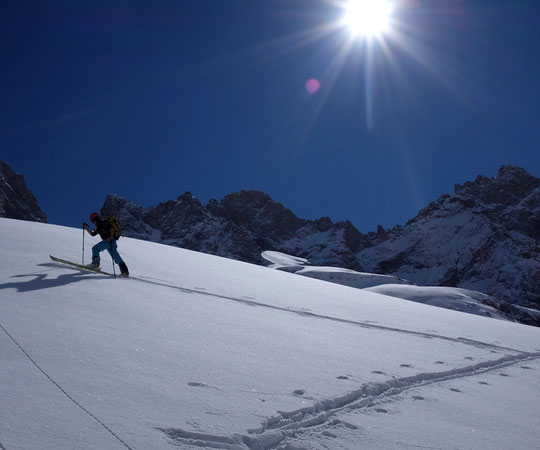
[108,215,121,240]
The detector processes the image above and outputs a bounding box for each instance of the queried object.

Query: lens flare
[305,78,321,94]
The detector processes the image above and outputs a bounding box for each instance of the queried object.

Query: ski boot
[119,262,129,278]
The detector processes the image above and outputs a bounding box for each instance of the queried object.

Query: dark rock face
[100,165,539,310]
[0,161,47,222]
[100,192,264,265]
[102,189,367,270]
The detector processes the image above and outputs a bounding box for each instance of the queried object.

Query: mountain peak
[455,165,539,206]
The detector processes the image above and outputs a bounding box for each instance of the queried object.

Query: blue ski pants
[92,239,124,266]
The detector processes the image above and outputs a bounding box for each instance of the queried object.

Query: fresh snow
[263,250,409,289]
[1,218,540,450]
[366,284,509,321]
[262,251,310,268]
[263,251,511,320]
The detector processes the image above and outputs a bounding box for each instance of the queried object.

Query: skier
[83,212,129,277]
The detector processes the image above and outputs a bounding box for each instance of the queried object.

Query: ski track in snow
[159,352,540,450]
[123,276,539,449]
[132,276,525,355]
[21,262,538,450]
[46,264,525,356]
[0,320,133,450]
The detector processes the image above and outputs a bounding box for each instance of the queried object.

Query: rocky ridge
[100,165,539,317]
[357,165,539,310]
[0,161,47,223]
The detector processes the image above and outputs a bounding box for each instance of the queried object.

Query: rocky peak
[0,161,47,222]
[313,217,333,232]
[218,190,305,244]
[455,165,539,206]
[357,165,540,308]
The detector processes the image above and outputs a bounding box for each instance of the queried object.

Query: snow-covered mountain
[100,165,539,313]
[358,165,540,310]
[0,160,47,222]
[1,217,540,450]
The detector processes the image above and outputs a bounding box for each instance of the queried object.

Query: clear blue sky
[2,0,539,231]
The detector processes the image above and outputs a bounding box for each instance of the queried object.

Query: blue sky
[2,0,539,231]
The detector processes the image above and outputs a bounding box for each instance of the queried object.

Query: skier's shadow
[0,263,110,293]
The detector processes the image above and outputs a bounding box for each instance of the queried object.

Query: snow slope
[1,218,540,450]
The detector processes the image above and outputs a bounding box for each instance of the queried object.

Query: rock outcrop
[0,161,47,222]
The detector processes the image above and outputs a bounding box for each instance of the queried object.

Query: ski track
[127,277,540,449]
[0,320,133,450]
[131,276,525,355]
[47,263,524,355]
[39,264,538,449]
[159,352,540,450]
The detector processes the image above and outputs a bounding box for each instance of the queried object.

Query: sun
[343,0,393,38]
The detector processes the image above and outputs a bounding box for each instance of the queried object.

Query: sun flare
[344,0,392,37]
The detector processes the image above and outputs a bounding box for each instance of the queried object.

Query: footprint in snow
[188,382,220,391]
[521,366,532,370]
[293,389,306,396]
[464,357,475,361]
[372,370,385,375]
[336,375,349,380]
[322,431,337,438]
[499,373,510,377]
[413,396,425,401]
[449,388,462,393]
[435,361,445,365]
[478,382,489,385]
[400,364,413,368]
[375,408,389,413]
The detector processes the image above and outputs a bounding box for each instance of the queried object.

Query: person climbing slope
[83,212,129,277]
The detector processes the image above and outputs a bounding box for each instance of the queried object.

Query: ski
[49,255,115,277]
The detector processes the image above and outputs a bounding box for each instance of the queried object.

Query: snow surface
[263,251,509,320]
[366,285,510,321]
[262,250,409,289]
[1,218,540,450]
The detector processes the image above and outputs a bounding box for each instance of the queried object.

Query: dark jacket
[93,218,114,241]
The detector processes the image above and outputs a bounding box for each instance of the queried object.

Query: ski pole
[110,241,116,278]
[82,225,85,265]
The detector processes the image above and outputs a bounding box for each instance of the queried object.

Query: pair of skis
[49,255,118,277]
